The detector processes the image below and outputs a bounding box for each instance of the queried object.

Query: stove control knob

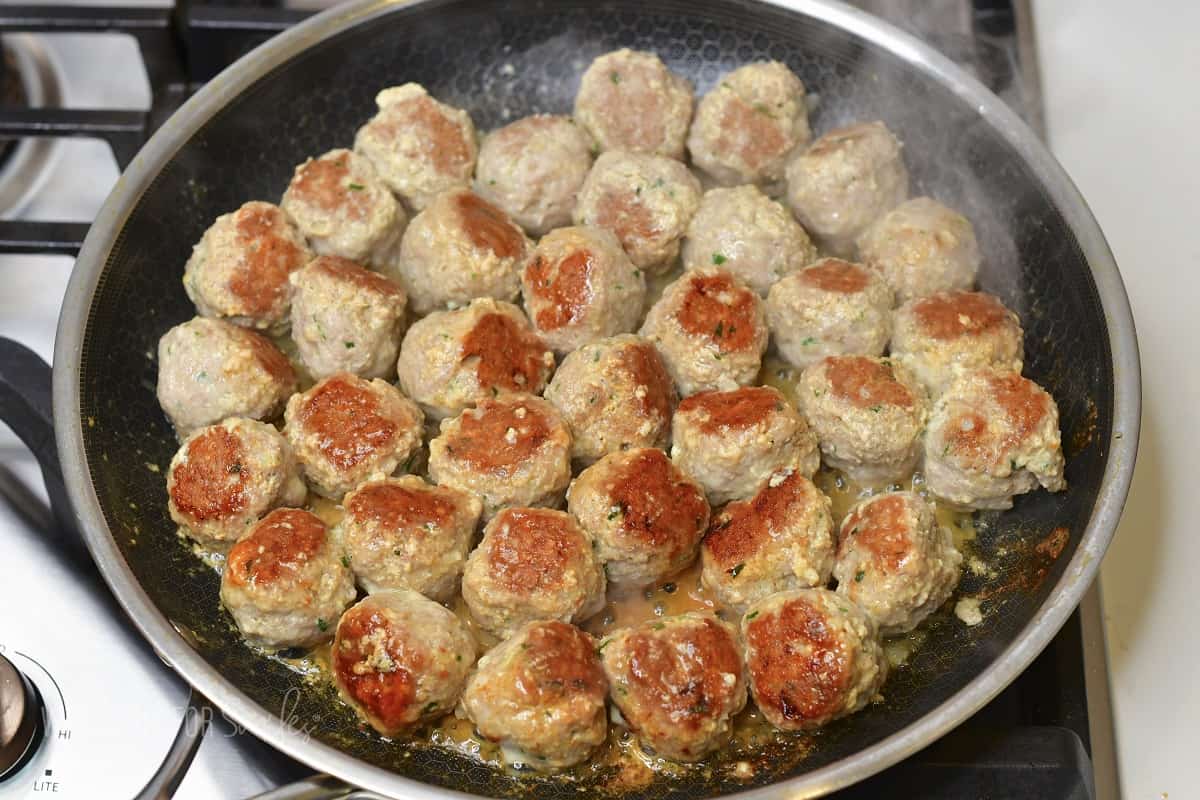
[0,652,45,781]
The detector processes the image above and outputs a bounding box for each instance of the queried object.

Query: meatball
[785,121,909,254]
[332,589,476,736]
[288,256,407,380]
[474,114,594,235]
[391,188,531,315]
[671,386,819,505]
[741,588,886,732]
[574,49,693,159]
[833,492,962,635]
[568,448,710,587]
[461,507,606,638]
[700,469,834,611]
[353,84,477,211]
[219,508,356,649]
[890,290,1024,396]
[396,298,555,420]
[284,373,424,499]
[341,476,482,601]
[459,621,607,770]
[574,150,702,273]
[599,613,746,761]
[544,334,676,465]
[681,185,817,296]
[279,148,407,267]
[765,258,894,369]
[157,317,297,435]
[923,368,1066,510]
[167,417,306,549]
[856,197,980,303]
[797,356,930,484]
[521,225,645,354]
[427,394,572,520]
[183,201,312,333]
[687,61,810,188]
[640,268,769,396]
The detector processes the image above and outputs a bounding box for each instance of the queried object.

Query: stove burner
[0,34,62,218]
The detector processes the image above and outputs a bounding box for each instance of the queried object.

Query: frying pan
[0,0,1140,797]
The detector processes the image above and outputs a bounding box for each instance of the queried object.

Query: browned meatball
[341,476,482,601]
[521,225,645,354]
[332,589,476,736]
[167,417,306,549]
[284,373,424,499]
[700,469,834,611]
[640,268,769,396]
[459,621,607,770]
[183,201,312,333]
[890,290,1024,396]
[568,448,710,587]
[671,386,819,505]
[219,508,356,649]
[461,507,606,638]
[543,334,677,464]
[600,613,746,761]
[427,394,572,520]
[741,588,886,732]
[833,492,961,635]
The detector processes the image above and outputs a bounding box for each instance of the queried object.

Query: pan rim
[53,0,1141,797]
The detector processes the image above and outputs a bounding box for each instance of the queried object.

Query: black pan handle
[0,336,77,539]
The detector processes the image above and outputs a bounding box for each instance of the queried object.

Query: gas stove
[0,2,1117,798]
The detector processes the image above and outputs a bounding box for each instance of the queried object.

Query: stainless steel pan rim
[53,0,1141,796]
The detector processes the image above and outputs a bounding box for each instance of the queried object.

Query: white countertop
[1034,1,1200,797]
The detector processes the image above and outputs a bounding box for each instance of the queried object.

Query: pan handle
[0,336,77,539]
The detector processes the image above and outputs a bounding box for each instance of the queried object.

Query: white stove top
[0,26,296,800]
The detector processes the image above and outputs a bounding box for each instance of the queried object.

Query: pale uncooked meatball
[544,334,676,464]
[288,256,407,380]
[341,476,482,601]
[700,468,834,611]
[568,448,710,587]
[391,188,531,314]
[574,150,702,273]
[397,298,555,420]
[157,317,297,435]
[765,258,894,369]
[798,356,930,484]
[461,507,606,638]
[459,620,607,770]
[600,613,746,762]
[284,373,424,499]
[785,121,908,254]
[474,115,594,235]
[183,201,313,333]
[890,290,1024,396]
[833,491,962,635]
[280,148,407,267]
[167,417,306,549]
[923,368,1065,510]
[574,49,693,159]
[428,394,572,520]
[856,197,980,303]
[741,588,886,731]
[219,508,356,649]
[353,84,477,210]
[671,386,819,505]
[681,185,817,296]
[332,589,476,736]
[640,268,769,396]
[687,61,810,188]
[521,225,645,354]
